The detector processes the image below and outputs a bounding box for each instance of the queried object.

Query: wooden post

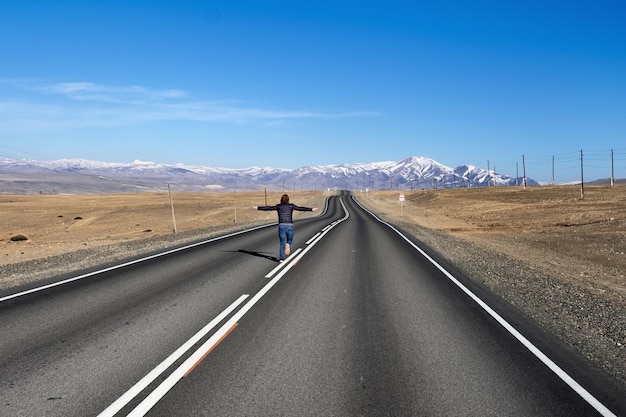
[611,149,615,187]
[580,149,584,199]
[168,184,177,234]
[522,155,527,190]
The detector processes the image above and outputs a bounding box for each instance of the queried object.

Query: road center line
[126,259,300,416]
[97,294,249,417]
[265,248,303,279]
[305,232,322,244]
[183,322,239,378]
[125,197,351,416]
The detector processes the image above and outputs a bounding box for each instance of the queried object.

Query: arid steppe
[361,185,626,301]
[1,190,326,269]
[1,185,625,386]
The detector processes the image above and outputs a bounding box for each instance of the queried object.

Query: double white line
[99,197,349,416]
[98,295,248,417]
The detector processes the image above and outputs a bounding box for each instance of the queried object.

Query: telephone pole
[611,149,615,187]
[522,155,527,189]
[580,149,584,199]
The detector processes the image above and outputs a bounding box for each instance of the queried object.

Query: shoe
[279,259,285,263]
[285,243,291,256]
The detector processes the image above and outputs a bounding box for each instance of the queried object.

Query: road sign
[399,193,405,202]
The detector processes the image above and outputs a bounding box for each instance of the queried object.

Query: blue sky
[1,0,625,182]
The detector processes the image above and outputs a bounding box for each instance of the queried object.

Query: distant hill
[0,156,539,194]
[588,178,626,186]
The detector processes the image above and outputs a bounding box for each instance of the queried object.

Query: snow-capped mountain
[0,157,537,194]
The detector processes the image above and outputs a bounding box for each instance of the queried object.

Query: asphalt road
[1,192,624,416]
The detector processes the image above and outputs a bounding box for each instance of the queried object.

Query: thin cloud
[0,80,380,131]
[37,82,189,103]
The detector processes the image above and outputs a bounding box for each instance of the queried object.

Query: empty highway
[1,192,624,416]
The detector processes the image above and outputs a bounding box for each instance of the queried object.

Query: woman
[255,194,318,261]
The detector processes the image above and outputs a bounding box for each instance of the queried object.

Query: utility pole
[522,155,527,189]
[552,155,555,186]
[234,189,237,223]
[168,184,177,234]
[516,162,519,186]
[580,149,584,199]
[487,160,490,187]
[611,149,615,187]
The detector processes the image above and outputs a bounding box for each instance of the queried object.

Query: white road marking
[2,196,336,303]
[265,248,303,279]
[305,232,322,244]
[102,197,350,416]
[97,294,249,417]
[0,224,275,303]
[353,196,617,417]
[266,197,350,279]
[126,225,345,416]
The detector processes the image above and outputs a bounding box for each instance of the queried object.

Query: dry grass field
[361,185,626,301]
[1,190,326,267]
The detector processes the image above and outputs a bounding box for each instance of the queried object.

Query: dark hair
[281,194,289,204]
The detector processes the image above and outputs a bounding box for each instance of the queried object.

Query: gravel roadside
[0,222,266,292]
[392,220,625,387]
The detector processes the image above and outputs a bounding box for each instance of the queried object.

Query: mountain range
[0,156,538,194]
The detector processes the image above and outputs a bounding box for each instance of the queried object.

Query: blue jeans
[278,223,294,260]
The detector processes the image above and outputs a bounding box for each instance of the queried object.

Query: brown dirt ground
[361,185,626,303]
[1,190,326,267]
